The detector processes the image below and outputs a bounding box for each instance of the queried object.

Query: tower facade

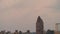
[36,16,44,34]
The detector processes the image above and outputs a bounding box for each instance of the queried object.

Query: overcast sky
[0,0,60,32]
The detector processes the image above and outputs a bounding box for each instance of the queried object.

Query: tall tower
[36,16,44,34]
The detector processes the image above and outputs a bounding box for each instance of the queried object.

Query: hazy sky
[0,0,60,32]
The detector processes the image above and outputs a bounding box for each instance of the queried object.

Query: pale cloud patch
[0,0,60,32]
[0,0,23,7]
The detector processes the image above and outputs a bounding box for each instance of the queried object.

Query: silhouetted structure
[6,31,11,34]
[26,30,30,34]
[0,16,45,34]
[14,30,19,34]
[19,31,22,34]
[0,30,6,34]
[46,30,54,34]
[36,16,44,34]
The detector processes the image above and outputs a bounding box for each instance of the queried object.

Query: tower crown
[37,16,43,23]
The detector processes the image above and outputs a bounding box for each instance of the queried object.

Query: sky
[0,0,60,32]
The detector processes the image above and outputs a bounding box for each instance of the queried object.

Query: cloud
[0,0,60,32]
[45,0,60,10]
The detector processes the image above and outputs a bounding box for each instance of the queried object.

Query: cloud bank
[0,0,60,32]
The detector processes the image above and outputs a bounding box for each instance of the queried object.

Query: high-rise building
[36,16,44,34]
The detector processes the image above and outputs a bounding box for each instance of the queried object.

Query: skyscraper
[36,16,44,34]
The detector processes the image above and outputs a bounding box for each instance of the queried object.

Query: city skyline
[0,0,60,32]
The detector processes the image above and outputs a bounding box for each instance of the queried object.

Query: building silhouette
[14,30,19,34]
[19,31,22,34]
[36,16,44,34]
